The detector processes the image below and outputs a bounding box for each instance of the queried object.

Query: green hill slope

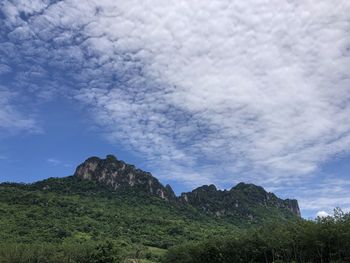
[0,176,241,247]
[0,155,300,262]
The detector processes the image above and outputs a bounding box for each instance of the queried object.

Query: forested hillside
[0,175,295,262]
[164,208,350,263]
[0,156,346,262]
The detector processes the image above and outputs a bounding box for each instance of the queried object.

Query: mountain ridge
[0,153,302,255]
[0,154,301,222]
[73,154,300,218]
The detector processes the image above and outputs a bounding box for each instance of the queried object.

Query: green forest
[0,177,349,263]
[164,209,350,263]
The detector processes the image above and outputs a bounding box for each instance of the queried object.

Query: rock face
[180,182,301,218]
[284,199,301,217]
[74,155,176,200]
[74,155,300,218]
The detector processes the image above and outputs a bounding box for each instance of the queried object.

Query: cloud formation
[316,211,330,218]
[1,0,350,211]
[0,86,38,134]
[47,158,71,167]
[298,178,350,214]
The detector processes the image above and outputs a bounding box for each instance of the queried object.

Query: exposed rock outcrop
[74,155,300,218]
[74,155,176,200]
[180,182,301,218]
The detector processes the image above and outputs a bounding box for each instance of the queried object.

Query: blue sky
[1,0,350,218]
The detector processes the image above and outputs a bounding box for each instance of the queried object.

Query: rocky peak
[230,182,300,216]
[232,182,265,193]
[284,199,301,217]
[179,184,218,204]
[190,184,217,196]
[74,155,175,200]
[180,182,301,218]
[74,155,300,218]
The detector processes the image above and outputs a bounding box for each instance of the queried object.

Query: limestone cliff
[179,182,301,218]
[74,155,300,219]
[74,155,176,200]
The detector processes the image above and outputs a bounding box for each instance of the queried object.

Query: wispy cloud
[1,0,350,213]
[47,158,61,166]
[298,178,350,213]
[0,87,39,134]
[46,158,71,168]
[267,177,350,217]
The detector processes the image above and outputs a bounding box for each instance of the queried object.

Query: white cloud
[47,158,61,166]
[277,177,350,217]
[0,87,39,134]
[1,0,350,212]
[47,158,71,168]
[70,0,350,179]
[316,211,330,218]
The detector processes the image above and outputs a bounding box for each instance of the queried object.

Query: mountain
[74,155,176,200]
[0,154,301,261]
[72,155,300,219]
[180,183,300,218]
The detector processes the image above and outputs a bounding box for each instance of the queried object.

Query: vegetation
[0,177,348,262]
[0,177,239,262]
[163,208,350,263]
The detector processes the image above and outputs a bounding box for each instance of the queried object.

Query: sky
[0,0,350,219]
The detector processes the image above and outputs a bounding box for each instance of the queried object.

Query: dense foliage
[163,208,350,263]
[0,177,240,262]
[1,177,348,262]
